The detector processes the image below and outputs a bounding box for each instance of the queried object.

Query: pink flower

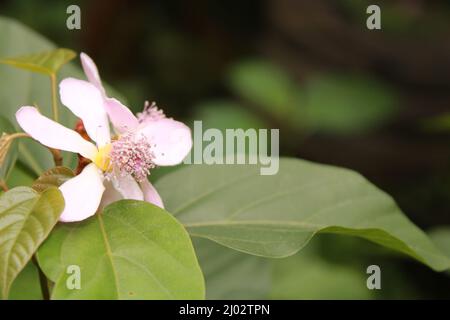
[15,53,192,222]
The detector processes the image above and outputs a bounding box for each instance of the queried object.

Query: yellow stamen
[94,144,112,172]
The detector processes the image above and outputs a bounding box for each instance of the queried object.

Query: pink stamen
[136,101,166,123]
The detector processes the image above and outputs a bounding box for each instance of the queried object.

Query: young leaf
[37,200,205,300]
[0,186,64,299]
[155,158,450,272]
[32,166,75,192]
[0,48,76,75]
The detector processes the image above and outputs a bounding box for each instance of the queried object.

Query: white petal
[80,52,105,95]
[15,106,97,160]
[105,98,139,134]
[140,179,164,208]
[138,118,192,166]
[59,78,110,146]
[59,164,105,222]
[112,174,144,201]
[99,180,123,210]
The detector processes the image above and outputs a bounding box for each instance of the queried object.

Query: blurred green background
[1,0,450,299]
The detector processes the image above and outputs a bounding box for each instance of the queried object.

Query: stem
[50,73,59,122]
[0,180,8,192]
[50,148,63,166]
[49,73,63,166]
[7,132,30,140]
[2,130,63,168]
[6,132,62,166]
[32,255,50,300]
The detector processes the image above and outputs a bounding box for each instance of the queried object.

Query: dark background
[1,0,449,298]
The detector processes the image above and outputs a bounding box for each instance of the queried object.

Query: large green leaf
[193,238,271,299]
[270,241,372,300]
[155,158,450,271]
[429,227,450,277]
[0,186,64,299]
[429,227,450,259]
[37,200,205,299]
[8,261,42,300]
[270,234,421,299]
[0,48,76,75]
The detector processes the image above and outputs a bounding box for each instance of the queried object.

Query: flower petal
[16,106,97,160]
[80,52,105,95]
[99,180,123,210]
[105,98,139,134]
[112,174,144,200]
[140,179,164,208]
[59,78,110,146]
[138,118,192,166]
[59,163,105,222]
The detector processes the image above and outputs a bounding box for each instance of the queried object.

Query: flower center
[110,132,155,182]
[94,144,112,172]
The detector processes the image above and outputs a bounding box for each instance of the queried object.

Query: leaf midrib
[96,213,120,299]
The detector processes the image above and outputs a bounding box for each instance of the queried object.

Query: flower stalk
[50,73,59,122]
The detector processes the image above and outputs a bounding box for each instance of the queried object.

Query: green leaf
[0,186,64,299]
[6,163,36,188]
[0,48,76,75]
[0,116,18,181]
[37,200,205,299]
[270,241,373,299]
[270,234,423,299]
[193,238,271,299]
[429,227,450,259]
[8,261,42,300]
[32,166,74,192]
[155,158,450,271]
